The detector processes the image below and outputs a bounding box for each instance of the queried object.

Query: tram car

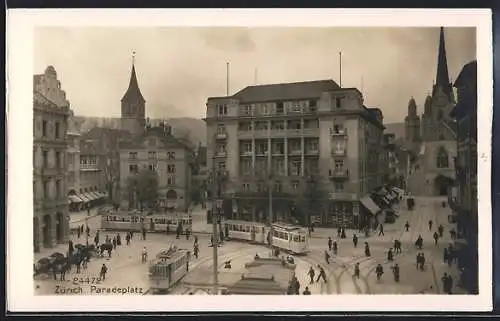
[226,220,268,244]
[270,223,309,255]
[101,212,193,234]
[224,220,309,255]
[148,247,191,293]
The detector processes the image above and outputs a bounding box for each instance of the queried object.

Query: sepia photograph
[7,9,492,312]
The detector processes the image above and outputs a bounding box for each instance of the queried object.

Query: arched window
[436,147,449,168]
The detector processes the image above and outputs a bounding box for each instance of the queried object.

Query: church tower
[121,53,146,136]
[421,27,456,142]
[404,97,421,152]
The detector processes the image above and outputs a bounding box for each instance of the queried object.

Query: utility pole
[210,150,224,295]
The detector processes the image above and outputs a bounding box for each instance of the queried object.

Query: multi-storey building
[33,66,71,252]
[66,112,83,212]
[191,144,209,205]
[205,79,386,228]
[450,60,478,294]
[119,122,193,212]
[78,140,106,208]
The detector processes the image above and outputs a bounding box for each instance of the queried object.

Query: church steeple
[432,27,454,102]
[121,52,146,135]
[121,53,145,104]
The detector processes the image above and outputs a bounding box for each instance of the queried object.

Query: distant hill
[74,116,207,146]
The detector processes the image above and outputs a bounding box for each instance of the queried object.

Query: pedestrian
[387,248,394,261]
[404,221,410,232]
[442,273,452,294]
[100,264,108,281]
[428,220,433,231]
[420,253,426,271]
[324,250,330,264]
[112,237,117,250]
[105,235,110,244]
[126,233,131,245]
[194,235,199,247]
[116,233,121,246]
[438,224,444,237]
[332,241,338,255]
[68,240,74,257]
[86,226,90,236]
[219,229,224,245]
[415,235,423,249]
[353,262,360,278]
[302,287,311,295]
[142,228,146,241]
[316,265,327,283]
[141,246,148,263]
[308,266,315,284]
[352,234,358,248]
[378,224,385,236]
[375,264,384,281]
[446,274,453,294]
[130,231,134,240]
[341,227,346,239]
[392,264,400,283]
[364,242,371,257]
[328,237,332,251]
[433,231,439,245]
[77,228,81,239]
[416,253,421,270]
[193,244,199,259]
[337,226,342,238]
[443,248,448,263]
[450,229,456,240]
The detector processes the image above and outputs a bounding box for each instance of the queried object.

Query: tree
[126,169,159,211]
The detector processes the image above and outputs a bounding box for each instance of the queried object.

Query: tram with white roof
[101,212,192,234]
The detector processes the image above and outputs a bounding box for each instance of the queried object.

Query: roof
[121,63,145,103]
[227,79,340,103]
[433,27,454,102]
[119,126,192,150]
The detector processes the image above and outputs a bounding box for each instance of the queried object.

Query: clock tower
[121,53,146,136]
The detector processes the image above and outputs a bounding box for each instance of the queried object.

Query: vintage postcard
[6,9,493,312]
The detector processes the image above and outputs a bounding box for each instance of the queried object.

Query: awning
[101,192,109,198]
[360,196,381,215]
[89,192,102,199]
[391,187,404,195]
[78,193,91,203]
[68,194,83,203]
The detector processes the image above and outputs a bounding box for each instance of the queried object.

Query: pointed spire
[121,52,145,103]
[432,27,453,101]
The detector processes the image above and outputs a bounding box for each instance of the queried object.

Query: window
[276,102,284,114]
[148,151,157,160]
[129,152,138,160]
[272,159,285,175]
[291,160,301,176]
[43,150,49,168]
[42,120,48,137]
[242,183,250,192]
[217,104,228,116]
[243,142,252,153]
[335,98,342,109]
[167,164,176,173]
[55,180,61,198]
[335,182,344,192]
[292,181,300,190]
[307,142,318,152]
[148,164,157,172]
[274,181,282,193]
[309,100,317,112]
[239,105,251,116]
[129,164,139,174]
[167,152,176,160]
[55,122,60,139]
[216,143,226,154]
[335,160,344,170]
[436,147,449,168]
[43,180,50,199]
[333,124,344,134]
[260,104,270,115]
[240,159,252,175]
[167,176,176,186]
[217,124,226,135]
[217,161,226,171]
[55,152,61,168]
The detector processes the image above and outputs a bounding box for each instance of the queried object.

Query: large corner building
[205,80,386,228]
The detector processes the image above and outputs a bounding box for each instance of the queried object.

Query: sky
[34,27,476,123]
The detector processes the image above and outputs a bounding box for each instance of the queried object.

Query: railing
[330,128,347,136]
[331,149,347,156]
[215,151,227,157]
[240,151,253,157]
[216,132,228,139]
[328,192,357,201]
[80,163,99,170]
[329,169,349,179]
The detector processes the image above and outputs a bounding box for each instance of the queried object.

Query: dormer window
[217,104,228,116]
[335,98,342,109]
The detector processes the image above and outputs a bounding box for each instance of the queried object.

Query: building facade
[450,60,478,294]
[405,27,457,196]
[205,80,386,228]
[119,123,193,212]
[33,66,71,252]
[66,112,82,211]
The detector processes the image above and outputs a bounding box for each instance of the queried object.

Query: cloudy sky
[34,27,476,123]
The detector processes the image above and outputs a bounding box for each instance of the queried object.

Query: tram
[225,220,309,255]
[270,223,309,254]
[101,212,193,234]
[148,247,191,293]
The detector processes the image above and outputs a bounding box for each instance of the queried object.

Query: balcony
[331,149,347,157]
[330,128,347,137]
[80,163,99,171]
[305,149,319,156]
[216,132,228,139]
[272,149,285,156]
[286,129,302,137]
[269,129,286,138]
[237,130,254,139]
[255,150,269,157]
[329,169,349,179]
[303,128,319,137]
[215,151,227,158]
[328,192,357,201]
[240,151,253,157]
[289,149,302,156]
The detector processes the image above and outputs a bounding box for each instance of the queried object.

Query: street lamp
[85,210,89,246]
